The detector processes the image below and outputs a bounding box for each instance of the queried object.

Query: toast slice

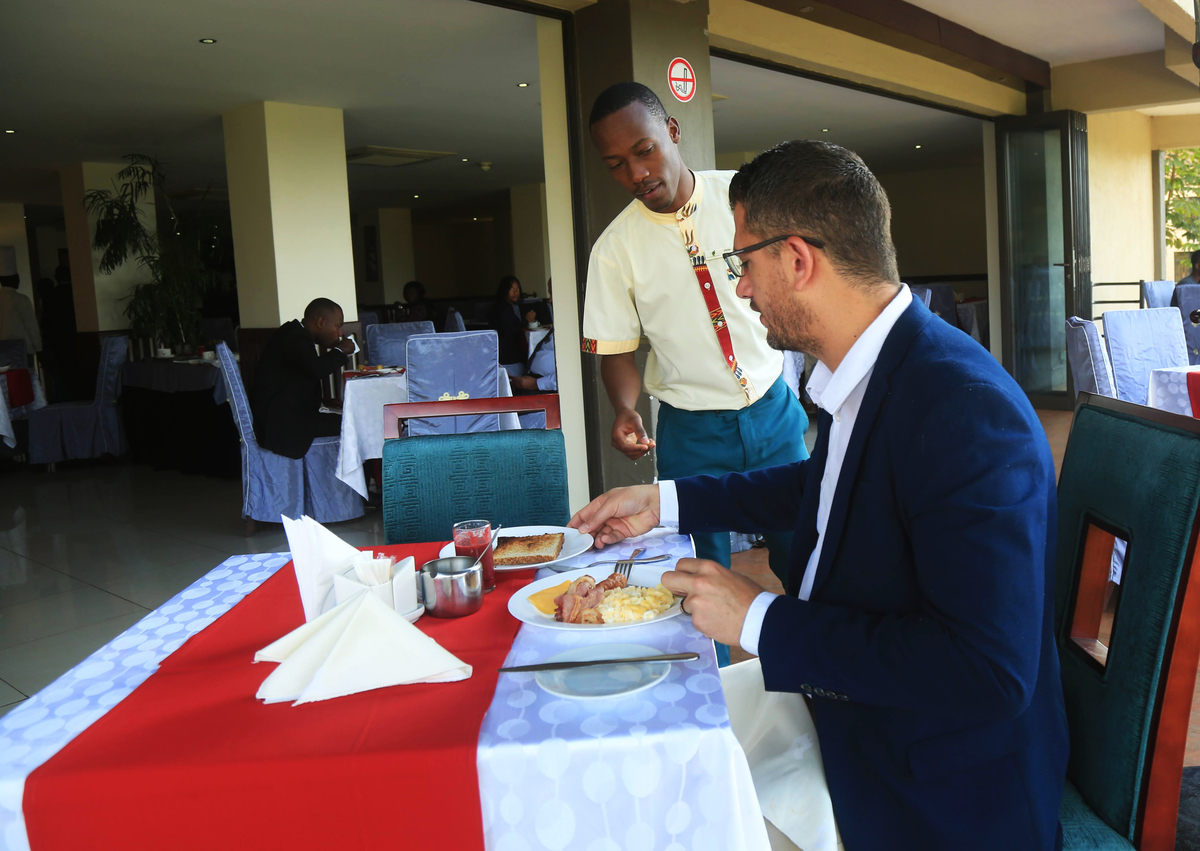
[494,533,565,566]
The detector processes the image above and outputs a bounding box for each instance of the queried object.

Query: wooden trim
[1069,524,1116,646]
[745,0,1051,90]
[382,394,562,439]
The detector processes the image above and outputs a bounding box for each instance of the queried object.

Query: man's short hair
[589,82,668,128]
[1190,249,1200,269]
[728,140,899,288]
[403,280,425,299]
[303,297,342,322]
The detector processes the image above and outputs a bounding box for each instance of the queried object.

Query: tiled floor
[0,461,387,711]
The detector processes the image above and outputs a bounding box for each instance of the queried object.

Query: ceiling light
[413,194,419,199]
[473,217,478,221]
[517,82,529,88]
[821,128,829,132]
[915,145,922,149]
[199,38,217,44]
[798,5,814,12]
[462,158,469,162]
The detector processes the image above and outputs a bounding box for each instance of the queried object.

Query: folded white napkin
[282,515,368,622]
[255,590,471,705]
[333,556,417,613]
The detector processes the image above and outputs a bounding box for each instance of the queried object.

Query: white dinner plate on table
[438,525,594,572]
[534,643,671,701]
[508,565,681,631]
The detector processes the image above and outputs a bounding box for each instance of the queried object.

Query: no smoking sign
[668,57,696,103]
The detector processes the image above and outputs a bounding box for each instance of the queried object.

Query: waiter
[581,82,808,665]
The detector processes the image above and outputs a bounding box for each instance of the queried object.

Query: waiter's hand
[661,559,765,647]
[568,484,660,548]
[611,408,655,460]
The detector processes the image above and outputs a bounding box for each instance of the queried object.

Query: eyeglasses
[722,234,826,278]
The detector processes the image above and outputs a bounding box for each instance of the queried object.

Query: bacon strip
[580,609,604,624]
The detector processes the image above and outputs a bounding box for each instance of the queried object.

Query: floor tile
[0,550,87,611]
[0,612,147,695]
[80,556,232,610]
[0,585,146,651]
[0,700,25,717]
[0,679,25,705]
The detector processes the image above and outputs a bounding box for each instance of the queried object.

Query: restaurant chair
[201,317,238,352]
[357,310,380,364]
[0,340,26,368]
[1054,393,1200,850]
[909,286,934,309]
[28,334,128,465]
[516,332,558,429]
[1173,283,1200,365]
[1141,279,1176,310]
[1065,317,1116,399]
[379,395,567,544]
[1102,308,1188,404]
[405,331,512,436]
[366,321,434,367]
[444,308,466,332]
[922,283,959,326]
[216,342,363,529]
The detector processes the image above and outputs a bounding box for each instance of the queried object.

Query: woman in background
[489,276,535,368]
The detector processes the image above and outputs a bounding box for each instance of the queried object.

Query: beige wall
[223,101,357,327]
[378,207,415,303]
[876,164,988,280]
[0,204,34,305]
[510,183,549,297]
[1088,111,1155,284]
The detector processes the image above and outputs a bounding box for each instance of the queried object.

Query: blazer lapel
[808,299,932,599]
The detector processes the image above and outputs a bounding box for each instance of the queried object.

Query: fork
[583,553,668,569]
[612,548,644,581]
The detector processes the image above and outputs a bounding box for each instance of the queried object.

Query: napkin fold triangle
[255,591,471,706]
[282,515,367,622]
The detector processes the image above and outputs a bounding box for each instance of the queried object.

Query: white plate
[438,525,594,572]
[317,568,423,623]
[534,643,671,701]
[508,565,681,631]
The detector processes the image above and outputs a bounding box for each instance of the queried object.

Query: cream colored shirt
[582,170,783,411]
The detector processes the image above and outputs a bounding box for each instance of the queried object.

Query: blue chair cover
[1142,279,1175,310]
[909,286,933,309]
[1102,308,1188,404]
[444,308,466,332]
[357,310,380,364]
[366,321,434,367]
[0,340,26,367]
[217,342,363,524]
[1065,317,1115,398]
[406,331,501,435]
[29,335,128,464]
[1173,283,1200,365]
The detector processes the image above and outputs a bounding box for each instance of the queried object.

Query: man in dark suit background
[570,141,1069,850]
[251,297,353,459]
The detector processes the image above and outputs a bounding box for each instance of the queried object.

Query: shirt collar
[806,284,912,415]
[638,170,703,226]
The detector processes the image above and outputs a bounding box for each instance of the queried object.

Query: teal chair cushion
[381,428,569,544]
[1060,782,1135,850]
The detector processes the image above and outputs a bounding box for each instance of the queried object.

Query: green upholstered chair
[1055,393,1200,850]
[380,395,569,545]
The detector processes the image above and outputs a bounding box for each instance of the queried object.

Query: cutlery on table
[498,652,699,673]
[582,553,669,568]
[612,548,643,580]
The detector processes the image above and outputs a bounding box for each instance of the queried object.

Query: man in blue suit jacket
[570,140,1069,850]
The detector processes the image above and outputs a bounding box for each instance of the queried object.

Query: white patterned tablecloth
[0,373,47,449]
[0,552,291,851]
[1147,364,1200,416]
[477,530,770,851]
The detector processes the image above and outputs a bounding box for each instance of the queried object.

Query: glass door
[996,111,1090,409]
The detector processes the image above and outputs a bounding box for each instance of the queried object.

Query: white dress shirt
[659,285,912,656]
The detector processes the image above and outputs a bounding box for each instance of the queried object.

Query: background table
[337,371,520,498]
[1147,364,1200,416]
[0,371,47,450]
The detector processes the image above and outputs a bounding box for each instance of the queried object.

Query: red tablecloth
[1187,371,1200,418]
[4,368,32,409]
[24,543,535,850]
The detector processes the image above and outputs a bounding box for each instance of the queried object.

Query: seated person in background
[251,298,353,459]
[489,275,536,367]
[0,247,42,362]
[401,280,437,324]
[1174,249,1200,306]
[512,332,556,393]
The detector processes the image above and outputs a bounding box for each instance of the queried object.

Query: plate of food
[508,565,681,630]
[438,525,593,572]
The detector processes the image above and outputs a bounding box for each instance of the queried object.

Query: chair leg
[244,518,257,537]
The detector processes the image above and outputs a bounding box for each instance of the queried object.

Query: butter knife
[498,652,698,673]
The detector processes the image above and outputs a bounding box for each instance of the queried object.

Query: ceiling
[0,0,545,210]
[710,56,984,175]
[910,0,1166,67]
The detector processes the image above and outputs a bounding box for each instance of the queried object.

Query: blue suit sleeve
[759,381,1052,724]
[675,461,808,535]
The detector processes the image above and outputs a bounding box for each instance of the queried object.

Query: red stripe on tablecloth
[5,369,32,409]
[1187,372,1200,419]
[24,543,535,851]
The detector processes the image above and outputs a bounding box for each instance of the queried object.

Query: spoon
[467,523,504,570]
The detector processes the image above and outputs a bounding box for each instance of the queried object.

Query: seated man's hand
[334,338,355,354]
[662,559,766,647]
[511,374,539,392]
[568,485,660,548]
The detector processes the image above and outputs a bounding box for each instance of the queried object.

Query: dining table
[0,369,47,450]
[0,530,770,851]
[1146,364,1200,417]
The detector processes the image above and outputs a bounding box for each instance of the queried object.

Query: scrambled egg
[596,584,676,623]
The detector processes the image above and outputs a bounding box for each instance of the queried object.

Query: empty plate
[534,643,671,701]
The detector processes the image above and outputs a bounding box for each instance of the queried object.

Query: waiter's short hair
[304,297,342,322]
[729,140,899,289]
[589,82,668,127]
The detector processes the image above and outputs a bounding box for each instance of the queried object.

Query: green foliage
[1165,148,1200,251]
[84,154,228,349]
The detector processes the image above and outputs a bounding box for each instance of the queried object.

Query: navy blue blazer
[676,298,1069,850]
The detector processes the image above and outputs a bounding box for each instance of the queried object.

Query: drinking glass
[453,520,495,593]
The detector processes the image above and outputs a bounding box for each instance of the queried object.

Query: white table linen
[477,530,772,851]
[336,371,520,498]
[0,372,47,449]
[1147,364,1200,416]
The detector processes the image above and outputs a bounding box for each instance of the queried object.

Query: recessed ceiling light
[199,38,217,44]
[821,128,829,132]
[517,82,529,88]
[3,130,13,135]
[473,217,478,221]
[413,194,419,199]
[462,158,468,162]
[915,145,922,149]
